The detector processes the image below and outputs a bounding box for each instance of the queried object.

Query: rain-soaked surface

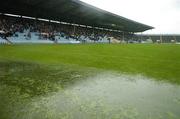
[1,71,180,119]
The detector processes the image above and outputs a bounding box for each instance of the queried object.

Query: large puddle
[9,72,180,119]
[7,73,180,119]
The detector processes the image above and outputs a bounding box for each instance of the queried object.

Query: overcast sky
[81,0,180,34]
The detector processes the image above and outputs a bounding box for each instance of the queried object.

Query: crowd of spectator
[0,15,132,42]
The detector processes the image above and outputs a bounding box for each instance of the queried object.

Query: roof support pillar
[174,36,177,43]
[123,32,125,41]
[73,25,76,35]
[92,26,94,35]
[160,35,163,43]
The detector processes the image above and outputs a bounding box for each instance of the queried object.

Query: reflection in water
[7,72,180,119]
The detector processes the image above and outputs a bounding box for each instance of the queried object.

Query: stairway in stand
[4,38,13,44]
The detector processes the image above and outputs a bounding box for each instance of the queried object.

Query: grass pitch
[0,44,180,119]
[0,44,180,83]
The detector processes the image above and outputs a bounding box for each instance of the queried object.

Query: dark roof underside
[0,0,154,32]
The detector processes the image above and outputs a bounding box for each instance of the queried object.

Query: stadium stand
[0,15,119,44]
[0,0,153,44]
[136,34,180,43]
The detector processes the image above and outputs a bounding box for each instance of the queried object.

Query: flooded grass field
[0,44,180,119]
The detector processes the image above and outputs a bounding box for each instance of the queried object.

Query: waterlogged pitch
[0,44,180,119]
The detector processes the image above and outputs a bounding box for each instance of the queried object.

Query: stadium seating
[0,37,9,44]
[0,15,126,44]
